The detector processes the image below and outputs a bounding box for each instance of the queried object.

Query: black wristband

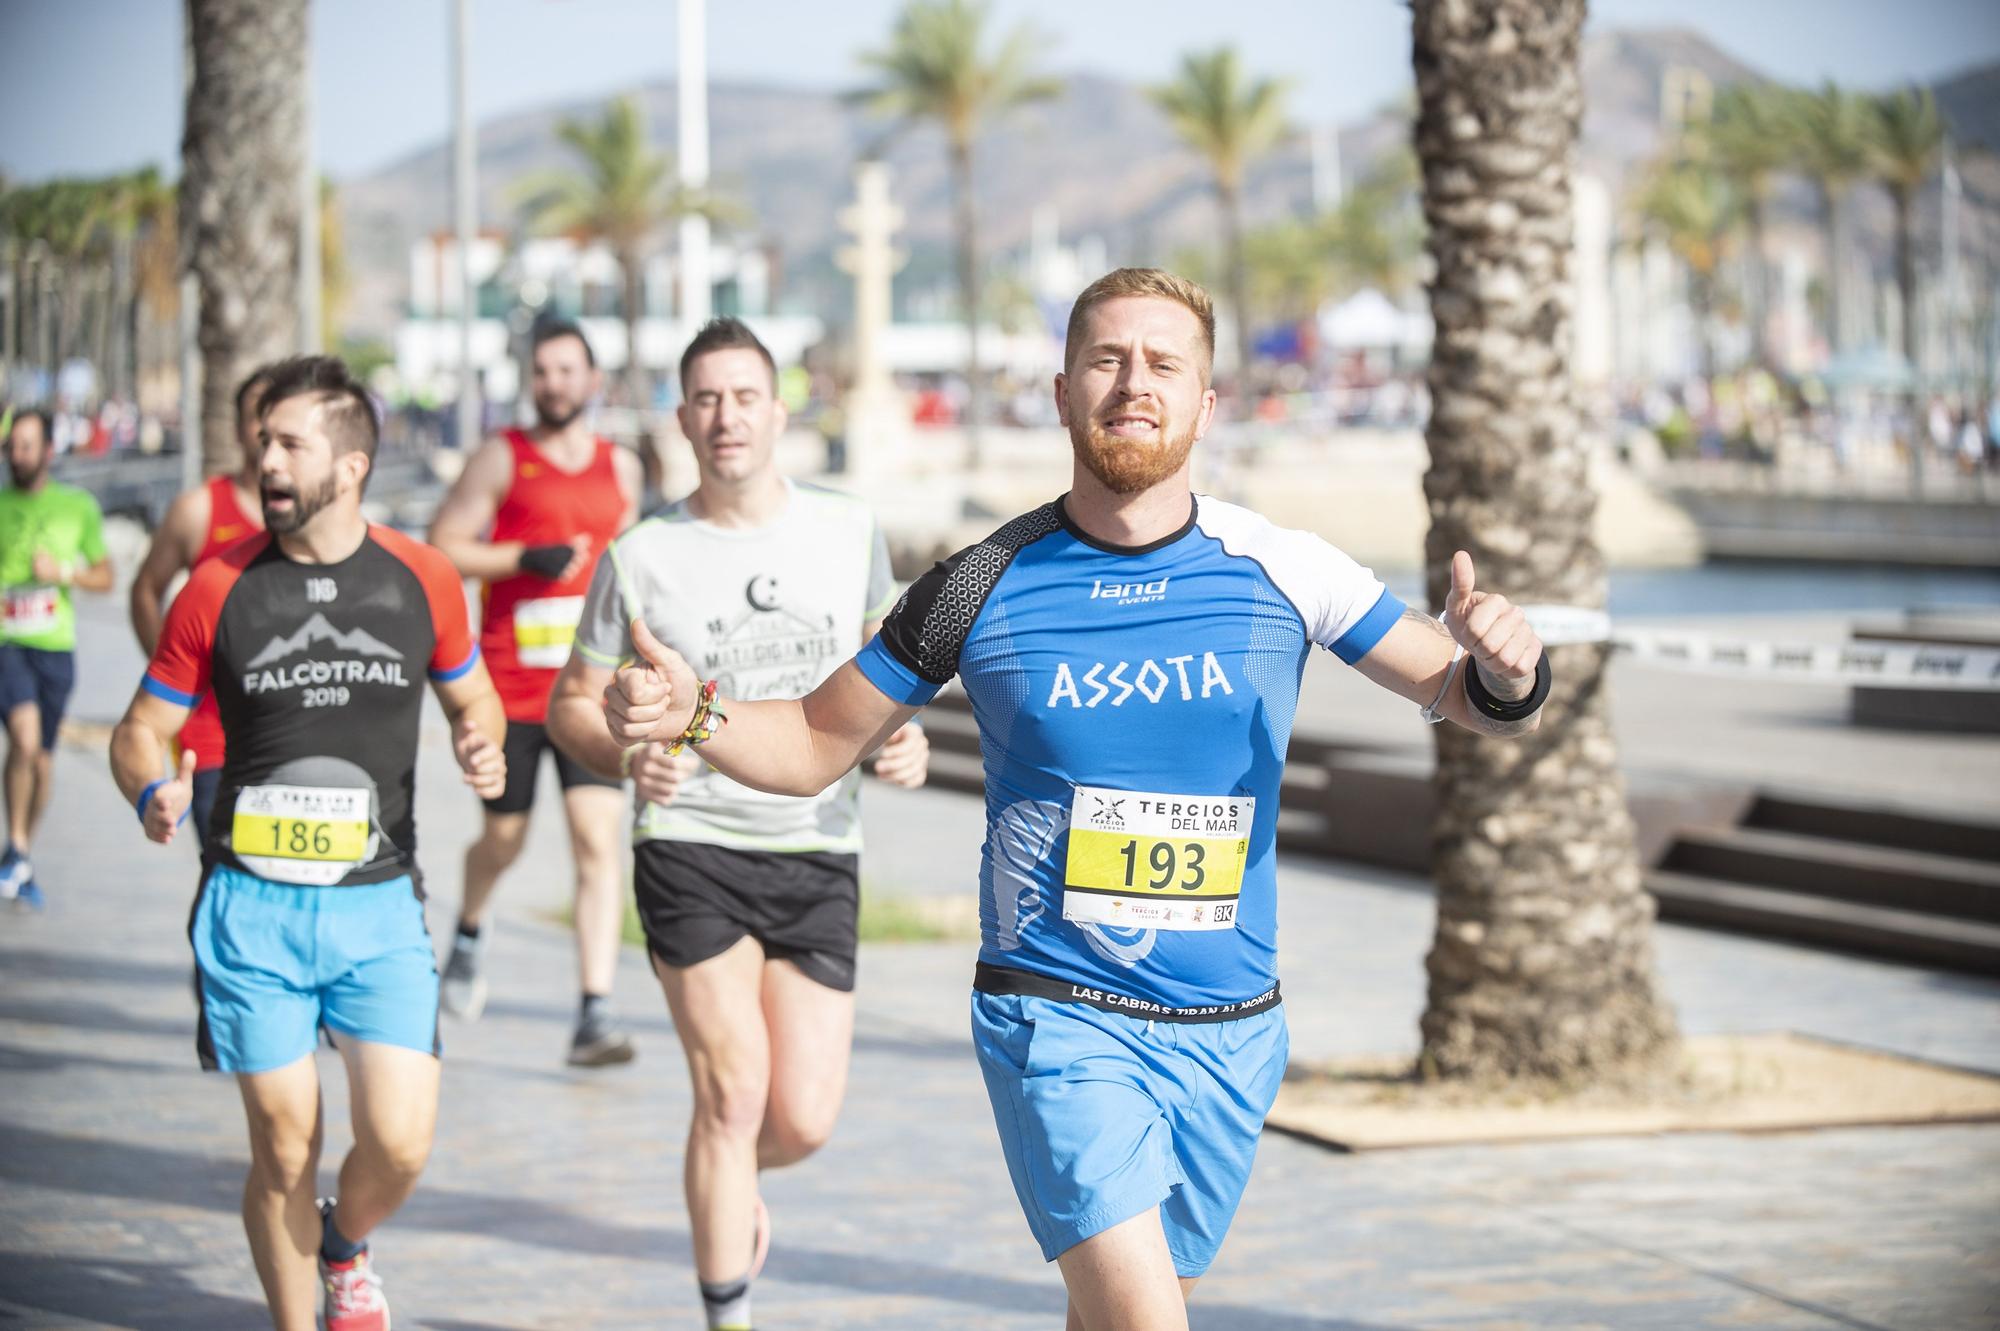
[1463,652,1552,721]
[518,543,572,579]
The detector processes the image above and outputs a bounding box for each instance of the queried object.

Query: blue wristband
[136,777,190,827]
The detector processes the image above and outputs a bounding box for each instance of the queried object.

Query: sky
[3,0,1999,184]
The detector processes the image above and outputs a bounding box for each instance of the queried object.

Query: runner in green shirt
[1,408,114,908]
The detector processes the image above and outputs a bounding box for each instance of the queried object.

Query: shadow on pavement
[0,1039,188,1078]
[0,946,195,989]
[851,1026,970,1062]
[0,1126,1406,1327]
[0,994,189,1040]
[0,1251,269,1330]
[473,995,676,1038]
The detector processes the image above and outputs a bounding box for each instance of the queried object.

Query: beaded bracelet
[665,679,728,755]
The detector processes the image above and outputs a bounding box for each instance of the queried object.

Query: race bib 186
[1062,785,1253,932]
[514,595,586,668]
[231,784,372,886]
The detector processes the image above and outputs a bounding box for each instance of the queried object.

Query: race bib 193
[230,784,372,886]
[4,586,58,637]
[514,595,585,669]
[1062,785,1253,932]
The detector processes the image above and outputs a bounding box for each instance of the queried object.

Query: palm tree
[182,0,307,476]
[1244,220,1335,323]
[88,168,175,405]
[120,169,180,411]
[0,177,15,382]
[1242,168,1421,324]
[1788,82,1875,353]
[31,180,108,374]
[1410,0,1678,1083]
[1703,84,1792,369]
[1321,163,1423,297]
[854,0,1060,464]
[517,94,729,409]
[1634,157,1739,383]
[1149,47,1292,382]
[0,186,49,377]
[1868,88,1944,401]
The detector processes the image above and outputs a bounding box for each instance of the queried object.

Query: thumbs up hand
[454,715,507,800]
[606,618,699,745]
[144,749,199,845]
[1443,550,1543,694]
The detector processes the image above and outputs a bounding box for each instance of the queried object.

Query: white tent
[1318,289,1431,351]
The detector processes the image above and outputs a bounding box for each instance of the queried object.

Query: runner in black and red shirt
[110,355,507,1331]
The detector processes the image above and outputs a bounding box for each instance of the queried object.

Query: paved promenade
[1,601,1996,1328]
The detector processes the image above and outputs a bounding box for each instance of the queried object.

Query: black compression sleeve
[518,544,572,579]
[1464,652,1552,721]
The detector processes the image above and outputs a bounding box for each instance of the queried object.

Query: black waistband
[973,962,1281,1024]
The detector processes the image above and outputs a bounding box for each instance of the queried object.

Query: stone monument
[835,159,911,476]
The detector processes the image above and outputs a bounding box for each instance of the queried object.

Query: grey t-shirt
[573,480,896,852]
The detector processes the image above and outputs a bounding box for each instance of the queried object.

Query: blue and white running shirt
[856,494,1405,1010]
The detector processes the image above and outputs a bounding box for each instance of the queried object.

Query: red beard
[1069,415,1197,495]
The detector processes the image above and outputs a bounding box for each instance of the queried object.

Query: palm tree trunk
[31,255,51,376]
[1692,267,1717,385]
[1412,0,1676,1083]
[1745,194,1772,372]
[93,264,117,401]
[621,243,646,410]
[2,240,16,378]
[1823,184,1848,354]
[951,137,982,470]
[1219,177,1254,384]
[121,237,142,404]
[1892,183,1922,485]
[39,259,57,378]
[182,0,307,477]
[55,262,79,371]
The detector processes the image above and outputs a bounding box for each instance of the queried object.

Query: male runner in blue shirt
[601,268,1550,1329]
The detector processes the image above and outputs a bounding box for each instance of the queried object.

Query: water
[1377,562,2000,620]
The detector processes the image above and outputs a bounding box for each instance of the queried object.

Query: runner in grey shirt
[573,477,894,853]
[547,318,928,1331]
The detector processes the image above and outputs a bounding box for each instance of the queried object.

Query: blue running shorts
[970,990,1289,1276]
[190,864,440,1074]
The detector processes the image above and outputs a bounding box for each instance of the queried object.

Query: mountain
[331,28,1779,341]
[245,613,405,669]
[1934,59,2000,155]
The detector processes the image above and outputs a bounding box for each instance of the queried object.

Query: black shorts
[0,645,75,750]
[635,839,859,992]
[481,720,619,815]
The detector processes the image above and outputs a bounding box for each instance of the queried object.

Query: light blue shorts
[970,991,1289,1276]
[190,864,440,1075]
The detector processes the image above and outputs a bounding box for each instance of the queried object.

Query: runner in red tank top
[129,366,274,852]
[426,321,642,1064]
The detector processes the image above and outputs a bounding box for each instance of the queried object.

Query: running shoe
[0,847,31,901]
[321,1250,390,1331]
[439,931,487,1021]
[14,878,44,912]
[567,1006,635,1067]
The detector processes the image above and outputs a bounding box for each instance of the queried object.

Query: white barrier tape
[1515,606,2000,690]
[1517,605,1613,646]
[1614,630,2000,690]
